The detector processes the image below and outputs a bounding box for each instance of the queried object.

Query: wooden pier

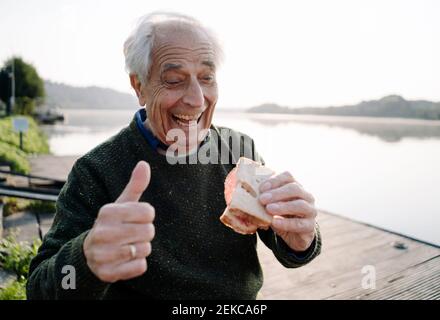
[2,156,439,300]
[258,211,439,300]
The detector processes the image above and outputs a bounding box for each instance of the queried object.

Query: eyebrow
[162,63,182,73]
[202,60,216,70]
[161,61,216,74]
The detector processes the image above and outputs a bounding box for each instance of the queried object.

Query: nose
[182,77,204,108]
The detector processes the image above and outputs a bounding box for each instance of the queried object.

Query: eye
[165,80,182,85]
[163,76,185,87]
[162,71,185,86]
[200,74,215,83]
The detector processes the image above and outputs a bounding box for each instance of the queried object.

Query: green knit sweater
[27,116,321,300]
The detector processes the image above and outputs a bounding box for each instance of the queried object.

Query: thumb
[116,161,151,203]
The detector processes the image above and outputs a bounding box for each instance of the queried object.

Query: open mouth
[171,112,204,127]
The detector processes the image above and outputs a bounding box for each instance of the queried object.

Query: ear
[129,74,147,106]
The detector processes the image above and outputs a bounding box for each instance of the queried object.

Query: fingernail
[260,182,271,192]
[267,203,279,212]
[260,193,272,203]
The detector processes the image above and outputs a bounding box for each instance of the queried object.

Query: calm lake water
[42,109,440,246]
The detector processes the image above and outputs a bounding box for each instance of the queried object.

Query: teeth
[176,119,192,126]
[173,113,202,121]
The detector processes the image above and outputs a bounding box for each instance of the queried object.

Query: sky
[1,0,439,109]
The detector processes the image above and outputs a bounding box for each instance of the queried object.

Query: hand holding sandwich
[220,157,317,253]
[259,171,317,253]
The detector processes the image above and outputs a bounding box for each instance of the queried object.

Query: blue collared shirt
[135,108,211,152]
[135,108,170,151]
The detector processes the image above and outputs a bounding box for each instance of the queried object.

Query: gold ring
[129,244,137,259]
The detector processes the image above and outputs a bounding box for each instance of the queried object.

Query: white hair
[123,11,223,84]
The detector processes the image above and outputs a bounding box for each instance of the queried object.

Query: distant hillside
[248,95,440,120]
[44,81,137,109]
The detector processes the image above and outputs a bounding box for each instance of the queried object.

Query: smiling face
[131,23,219,150]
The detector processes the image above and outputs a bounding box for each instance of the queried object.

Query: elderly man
[27,12,321,300]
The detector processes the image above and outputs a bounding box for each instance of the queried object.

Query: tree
[0,56,45,115]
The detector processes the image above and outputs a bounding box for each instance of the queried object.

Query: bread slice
[220,157,275,234]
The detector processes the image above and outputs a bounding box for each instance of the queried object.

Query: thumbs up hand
[116,161,151,203]
[83,161,156,283]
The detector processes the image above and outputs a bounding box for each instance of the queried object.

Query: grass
[0,116,49,154]
[0,140,30,173]
[1,197,56,217]
[0,232,42,300]
[0,116,50,173]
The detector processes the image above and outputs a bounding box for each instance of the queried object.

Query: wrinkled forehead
[151,23,217,69]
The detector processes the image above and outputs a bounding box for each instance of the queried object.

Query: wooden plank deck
[22,156,440,300]
[258,210,440,300]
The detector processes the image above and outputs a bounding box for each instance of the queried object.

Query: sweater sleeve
[26,158,111,299]
[257,223,322,268]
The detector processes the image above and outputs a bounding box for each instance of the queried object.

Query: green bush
[1,197,56,217]
[26,200,56,214]
[0,277,27,300]
[1,197,30,217]
[0,232,41,300]
[0,57,45,107]
[13,97,36,116]
[0,197,56,217]
[0,232,41,279]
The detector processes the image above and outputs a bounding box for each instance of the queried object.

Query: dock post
[19,132,23,150]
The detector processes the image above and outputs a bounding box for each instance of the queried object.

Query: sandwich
[220,157,275,234]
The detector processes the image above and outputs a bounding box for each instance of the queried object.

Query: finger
[113,258,147,281]
[99,202,155,224]
[119,242,152,263]
[93,223,155,245]
[260,182,314,205]
[87,242,152,264]
[259,171,295,193]
[118,223,155,245]
[265,199,317,218]
[126,242,152,260]
[271,216,315,234]
[116,161,151,203]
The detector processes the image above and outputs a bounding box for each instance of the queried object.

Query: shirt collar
[135,108,169,151]
[135,108,212,153]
